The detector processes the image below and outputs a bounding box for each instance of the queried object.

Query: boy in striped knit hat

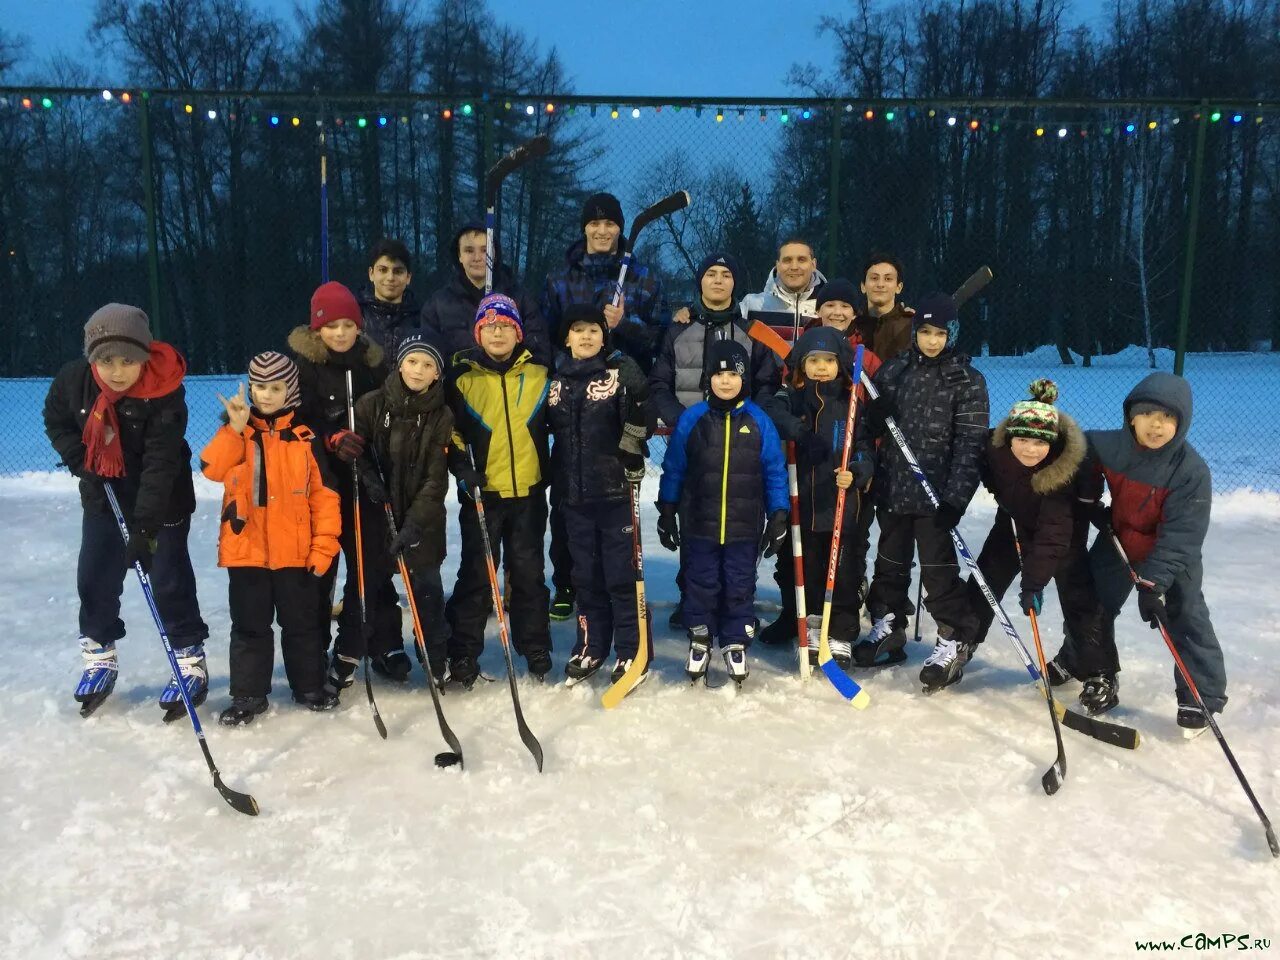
[201,352,343,725]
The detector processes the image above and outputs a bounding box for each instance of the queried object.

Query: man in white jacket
[739,237,827,335]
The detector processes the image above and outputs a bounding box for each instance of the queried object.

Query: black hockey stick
[1109,534,1278,858]
[952,265,993,309]
[103,483,259,817]
[467,447,545,772]
[612,190,691,306]
[345,370,388,740]
[483,134,552,295]
[382,503,464,769]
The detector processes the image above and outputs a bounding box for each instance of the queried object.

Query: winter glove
[869,391,899,427]
[761,509,790,558]
[618,421,649,457]
[1137,585,1167,629]
[307,555,332,580]
[619,450,646,485]
[1083,501,1112,533]
[796,431,831,465]
[1018,584,1043,617]
[360,471,388,506]
[615,357,648,396]
[326,429,366,463]
[656,503,680,552]
[388,520,423,557]
[125,522,159,573]
[933,502,964,531]
[851,455,875,490]
[455,464,486,501]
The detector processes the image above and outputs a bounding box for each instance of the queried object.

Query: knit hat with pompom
[1006,379,1060,441]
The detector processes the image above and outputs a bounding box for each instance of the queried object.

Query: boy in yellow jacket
[201,352,342,724]
[445,294,552,686]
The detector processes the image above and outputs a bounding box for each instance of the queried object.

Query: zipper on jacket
[500,372,519,496]
[720,410,731,544]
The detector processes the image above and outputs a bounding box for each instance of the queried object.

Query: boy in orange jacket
[201,352,343,725]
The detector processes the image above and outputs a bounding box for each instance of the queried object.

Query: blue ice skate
[158,643,208,722]
[76,638,118,718]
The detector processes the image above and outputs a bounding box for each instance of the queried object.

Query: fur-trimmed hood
[992,410,1085,494]
[287,325,385,368]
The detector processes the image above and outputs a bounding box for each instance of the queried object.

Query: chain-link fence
[3,88,1278,488]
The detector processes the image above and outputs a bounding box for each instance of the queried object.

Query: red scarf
[83,342,188,478]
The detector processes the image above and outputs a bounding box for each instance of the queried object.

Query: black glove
[1083,501,1112,533]
[615,357,648,395]
[761,509,789,558]
[656,503,680,552]
[125,522,159,573]
[619,450,646,485]
[870,391,899,426]
[388,520,422,557]
[796,431,830,464]
[326,429,366,463]
[933,502,964,531]
[1137,585,1167,629]
[851,454,875,489]
[1018,583,1043,617]
[455,464,485,501]
[361,472,388,506]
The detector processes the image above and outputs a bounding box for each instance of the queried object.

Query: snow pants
[446,489,551,660]
[317,487,403,661]
[682,538,759,646]
[866,509,976,643]
[564,498,645,661]
[398,544,450,674]
[548,482,574,594]
[227,566,326,698]
[1062,538,1228,713]
[963,514,1110,675]
[78,511,208,648]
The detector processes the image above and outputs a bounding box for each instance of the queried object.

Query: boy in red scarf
[43,304,209,719]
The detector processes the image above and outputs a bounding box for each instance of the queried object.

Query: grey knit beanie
[84,304,153,364]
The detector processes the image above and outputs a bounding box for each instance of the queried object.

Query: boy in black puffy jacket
[354,334,455,687]
[861,294,989,690]
[657,340,789,685]
[764,326,874,668]
[547,304,653,687]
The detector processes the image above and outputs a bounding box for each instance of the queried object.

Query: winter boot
[919,635,975,694]
[327,653,359,690]
[293,688,340,712]
[1177,703,1210,740]
[549,587,576,621]
[685,625,711,682]
[158,643,208,721]
[564,653,605,687]
[371,649,412,682]
[722,643,749,685]
[758,610,798,647]
[1045,652,1074,687]
[525,648,553,681]
[218,696,268,726]
[75,637,118,718]
[1079,674,1119,716]
[853,613,907,668]
[447,655,479,690]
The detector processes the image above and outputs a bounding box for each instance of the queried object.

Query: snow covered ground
[3,476,1278,960]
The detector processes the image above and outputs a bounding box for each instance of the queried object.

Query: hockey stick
[319,122,329,283]
[951,265,993,309]
[613,190,691,308]
[1011,518,1066,796]
[912,578,923,642]
[786,442,811,681]
[381,503,464,769]
[816,345,870,709]
[467,447,545,771]
[345,370,388,740]
[1108,534,1277,858]
[103,483,259,817]
[484,134,552,295]
[601,482,651,708]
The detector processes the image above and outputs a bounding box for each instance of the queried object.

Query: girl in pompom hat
[958,380,1115,712]
[201,352,343,724]
[43,303,209,718]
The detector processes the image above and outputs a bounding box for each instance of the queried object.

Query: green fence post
[138,91,163,337]
[1174,101,1208,376]
[826,105,842,269]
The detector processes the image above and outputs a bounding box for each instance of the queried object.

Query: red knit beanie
[310,282,362,331]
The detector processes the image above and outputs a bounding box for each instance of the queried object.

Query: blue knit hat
[473,293,523,344]
[695,252,741,290]
[396,333,445,373]
[913,293,959,348]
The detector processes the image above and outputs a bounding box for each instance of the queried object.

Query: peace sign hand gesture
[219,382,251,434]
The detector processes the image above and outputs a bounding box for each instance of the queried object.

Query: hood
[287,325,385,368]
[450,221,513,290]
[789,325,854,386]
[992,411,1086,495]
[763,265,827,305]
[1122,372,1193,448]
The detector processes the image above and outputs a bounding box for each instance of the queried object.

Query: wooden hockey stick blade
[601,620,649,709]
[628,190,691,247]
[1052,697,1141,749]
[951,265,993,309]
[484,134,551,199]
